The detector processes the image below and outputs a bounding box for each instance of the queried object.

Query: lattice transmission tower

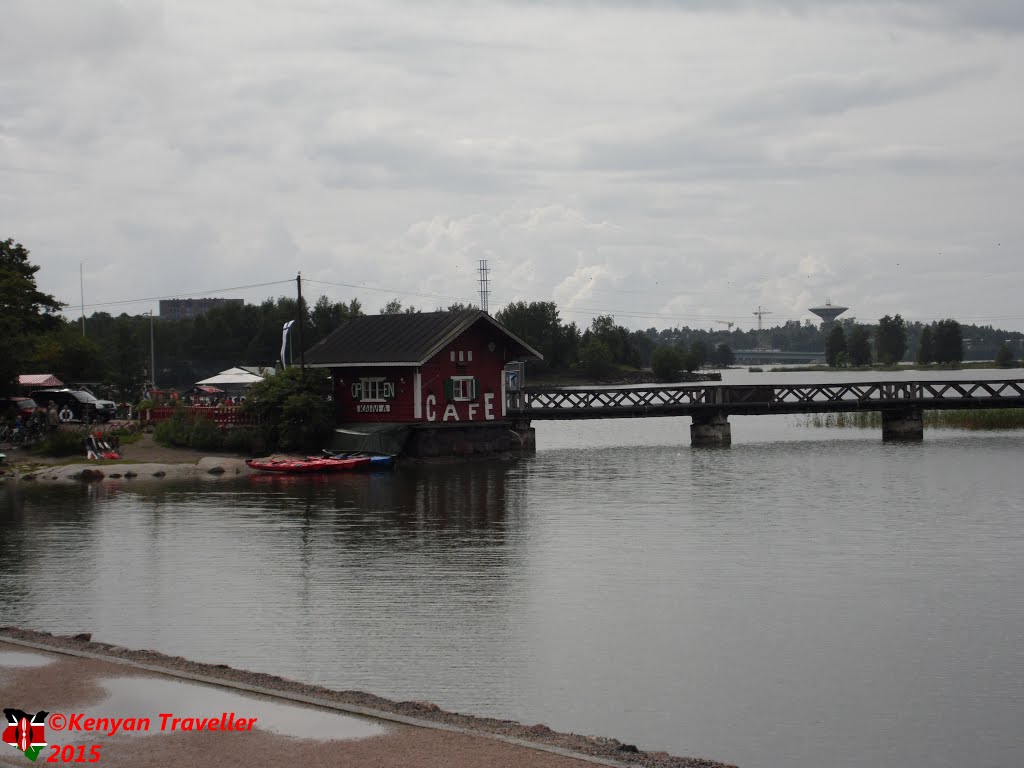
[478,259,490,313]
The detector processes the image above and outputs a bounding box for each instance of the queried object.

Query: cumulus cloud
[2,0,1022,330]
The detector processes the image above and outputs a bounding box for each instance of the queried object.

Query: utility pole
[141,310,157,390]
[80,263,85,336]
[754,306,773,332]
[297,272,306,373]
[149,311,156,389]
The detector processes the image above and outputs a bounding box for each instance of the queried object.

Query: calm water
[2,369,1022,768]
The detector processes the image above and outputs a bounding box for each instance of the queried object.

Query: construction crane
[714,320,735,331]
[753,306,773,331]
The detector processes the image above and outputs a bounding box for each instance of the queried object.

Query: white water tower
[809,299,849,325]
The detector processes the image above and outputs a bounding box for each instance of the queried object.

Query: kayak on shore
[246,452,394,474]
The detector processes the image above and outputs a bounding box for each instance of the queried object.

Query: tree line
[3,237,1021,402]
[824,314,1018,368]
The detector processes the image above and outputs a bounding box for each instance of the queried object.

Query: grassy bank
[796,409,1024,430]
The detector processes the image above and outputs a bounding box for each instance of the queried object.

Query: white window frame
[360,377,388,403]
[451,376,476,401]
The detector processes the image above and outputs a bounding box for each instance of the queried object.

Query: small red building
[304,310,541,455]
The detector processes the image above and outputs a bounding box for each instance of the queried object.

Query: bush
[189,416,224,451]
[243,367,334,452]
[580,338,614,378]
[995,343,1016,368]
[31,429,89,458]
[651,347,683,381]
[222,428,263,455]
[278,391,334,452]
[154,409,192,448]
[682,349,702,372]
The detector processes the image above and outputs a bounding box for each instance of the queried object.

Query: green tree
[580,337,614,378]
[30,327,106,383]
[932,319,963,365]
[714,343,736,367]
[0,239,64,393]
[916,325,934,365]
[825,324,847,367]
[688,340,709,369]
[309,296,363,346]
[379,299,419,314]
[994,343,1015,367]
[495,301,578,370]
[651,346,683,381]
[243,367,334,452]
[875,314,907,365]
[681,348,702,372]
[847,326,872,366]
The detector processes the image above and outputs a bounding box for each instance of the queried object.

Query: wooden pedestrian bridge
[506,378,1024,445]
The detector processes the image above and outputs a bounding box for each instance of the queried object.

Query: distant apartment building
[159,298,244,321]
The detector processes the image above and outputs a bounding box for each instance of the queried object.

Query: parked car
[29,389,116,423]
[95,398,118,415]
[2,396,43,422]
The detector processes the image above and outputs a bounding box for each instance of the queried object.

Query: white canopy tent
[195,367,266,387]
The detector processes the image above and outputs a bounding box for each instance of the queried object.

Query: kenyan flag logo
[3,710,48,761]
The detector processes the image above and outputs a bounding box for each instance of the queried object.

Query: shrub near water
[243,367,334,452]
[189,416,223,451]
[153,408,192,447]
[31,429,89,458]
[152,407,265,454]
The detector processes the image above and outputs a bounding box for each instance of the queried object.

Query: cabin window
[358,377,394,402]
[445,376,478,402]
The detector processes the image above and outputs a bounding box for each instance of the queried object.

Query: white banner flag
[281,320,295,368]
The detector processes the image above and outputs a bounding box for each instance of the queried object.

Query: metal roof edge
[306,362,418,368]
[479,312,544,360]
[416,311,543,363]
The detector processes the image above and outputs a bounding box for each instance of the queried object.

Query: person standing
[47,401,59,431]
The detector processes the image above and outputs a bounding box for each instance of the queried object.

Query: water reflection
[0,464,528,708]
[2,417,1023,768]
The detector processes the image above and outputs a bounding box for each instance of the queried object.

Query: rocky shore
[0,431,255,484]
[1,627,733,768]
[0,456,253,484]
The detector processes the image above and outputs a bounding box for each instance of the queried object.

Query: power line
[59,277,1024,328]
[60,279,296,312]
[304,279,476,305]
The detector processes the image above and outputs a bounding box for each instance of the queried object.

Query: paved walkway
[0,640,627,768]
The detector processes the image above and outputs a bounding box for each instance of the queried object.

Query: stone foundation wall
[406,422,535,458]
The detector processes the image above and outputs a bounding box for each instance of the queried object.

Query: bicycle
[109,420,140,435]
[0,424,27,450]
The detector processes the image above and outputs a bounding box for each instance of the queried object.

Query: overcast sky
[3,0,1023,332]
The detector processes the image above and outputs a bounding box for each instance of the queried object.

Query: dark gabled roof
[304,310,543,367]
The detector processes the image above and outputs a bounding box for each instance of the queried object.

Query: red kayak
[246,456,372,474]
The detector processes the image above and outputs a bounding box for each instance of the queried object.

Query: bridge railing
[519,384,717,411]
[511,379,1024,416]
[770,380,1024,404]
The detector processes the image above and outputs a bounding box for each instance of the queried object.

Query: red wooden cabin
[305,310,541,428]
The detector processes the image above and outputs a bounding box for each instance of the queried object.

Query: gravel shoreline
[0,456,253,484]
[0,627,733,768]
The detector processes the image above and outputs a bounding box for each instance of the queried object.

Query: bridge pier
[881,407,924,441]
[691,411,731,447]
